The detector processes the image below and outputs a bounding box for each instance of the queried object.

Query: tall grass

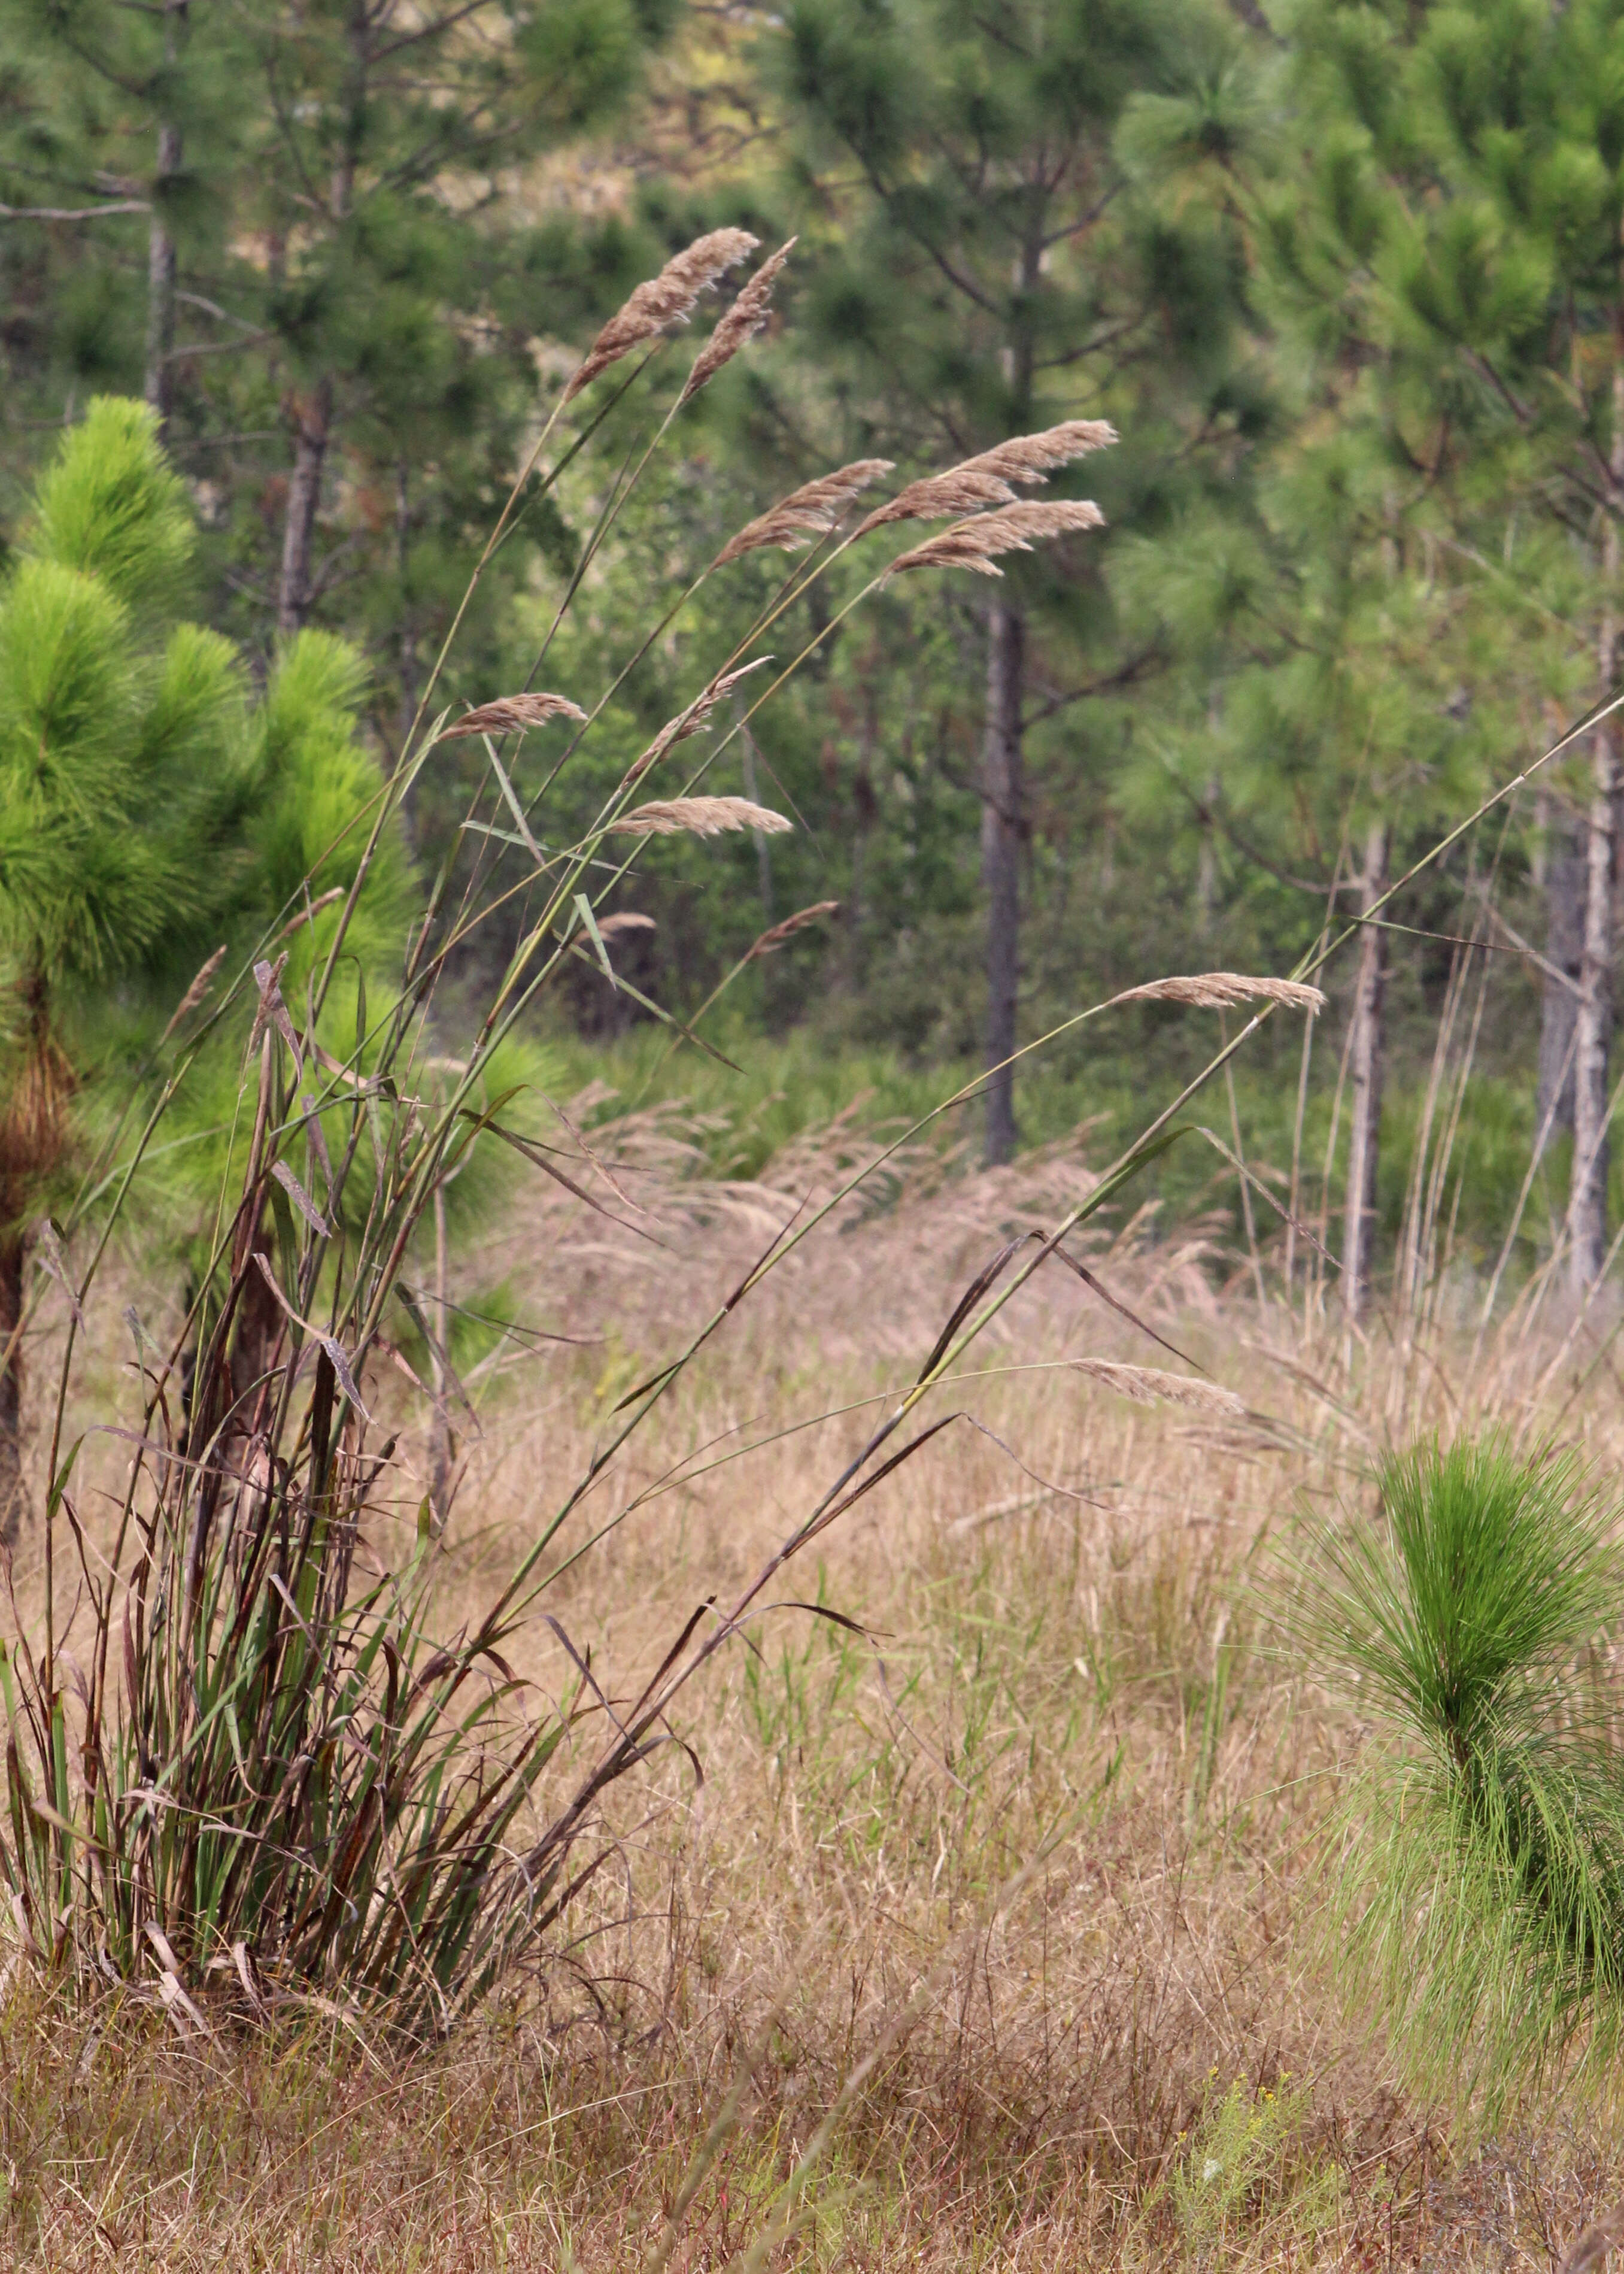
[0,237,1152,2027]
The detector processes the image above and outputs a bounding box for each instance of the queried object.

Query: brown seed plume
[1074,1361,1244,1415]
[885,499,1105,578]
[857,468,1024,535]
[1113,973,1326,1014]
[958,419,1117,486]
[624,657,772,784]
[857,418,1118,535]
[744,900,840,960]
[681,240,796,405]
[563,229,760,404]
[596,911,656,939]
[714,460,894,569]
[160,942,227,1043]
[610,796,793,840]
[441,693,588,740]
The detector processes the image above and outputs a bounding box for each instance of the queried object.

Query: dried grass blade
[270,1160,330,1240]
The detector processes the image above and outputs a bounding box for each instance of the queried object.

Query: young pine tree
[0,397,407,1539]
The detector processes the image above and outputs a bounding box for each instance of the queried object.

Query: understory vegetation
[9,2,1624,2263]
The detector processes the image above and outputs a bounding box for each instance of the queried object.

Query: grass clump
[1296,1436,1624,2114]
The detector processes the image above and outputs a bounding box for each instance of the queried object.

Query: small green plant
[1292,1436,1624,2114]
[1169,2070,1338,2263]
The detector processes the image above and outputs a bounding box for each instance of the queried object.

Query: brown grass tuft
[1114,972,1327,1014]
[440,693,588,740]
[680,239,796,405]
[609,795,793,839]
[562,229,760,404]
[884,499,1106,578]
[714,460,895,568]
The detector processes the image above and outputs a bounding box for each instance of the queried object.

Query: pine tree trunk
[277,374,333,636]
[144,3,187,438]
[1343,818,1389,1320]
[1568,351,1624,1293]
[1538,804,1586,1142]
[982,598,1025,1166]
[1568,738,1617,1290]
[144,122,181,437]
[0,1226,25,1549]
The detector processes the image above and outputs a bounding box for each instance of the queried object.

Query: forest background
[2,0,1618,1309]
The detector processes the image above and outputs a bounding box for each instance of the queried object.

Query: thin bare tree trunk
[144,2,187,438]
[982,598,1025,1166]
[277,374,333,636]
[1343,818,1389,1320]
[145,125,181,436]
[1538,803,1586,1142]
[1568,352,1624,1293]
[276,4,362,638]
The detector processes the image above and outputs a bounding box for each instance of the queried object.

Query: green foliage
[1293,1438,1624,2114]
[1169,2072,1340,2262]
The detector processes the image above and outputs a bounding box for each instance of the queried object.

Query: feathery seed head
[715,460,894,568]
[441,693,587,740]
[1113,973,1326,1014]
[681,241,797,405]
[610,796,792,840]
[563,229,760,404]
[884,499,1105,578]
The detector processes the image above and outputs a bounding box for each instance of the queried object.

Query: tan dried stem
[680,240,796,405]
[885,500,1105,579]
[441,693,588,741]
[609,797,792,840]
[714,461,894,569]
[562,229,759,405]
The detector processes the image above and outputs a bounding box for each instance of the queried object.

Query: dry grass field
[5,1093,1624,2270]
